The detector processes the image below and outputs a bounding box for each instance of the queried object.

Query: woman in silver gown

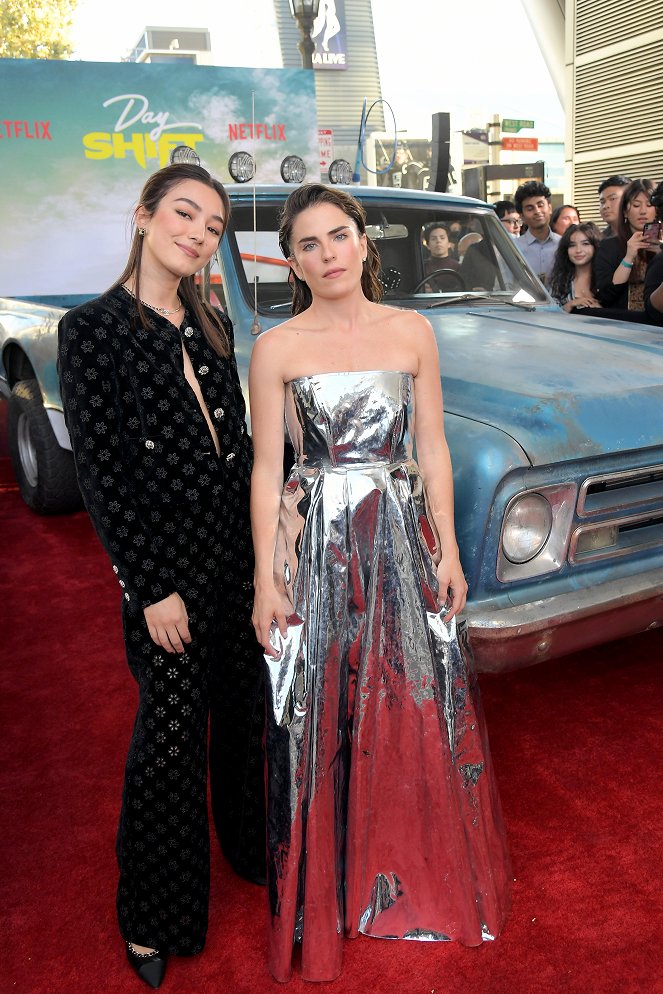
[249,184,511,983]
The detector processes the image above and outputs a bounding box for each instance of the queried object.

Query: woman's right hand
[144,592,191,654]
[624,230,647,261]
[252,580,292,657]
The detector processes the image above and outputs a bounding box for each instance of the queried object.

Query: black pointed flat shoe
[126,942,167,989]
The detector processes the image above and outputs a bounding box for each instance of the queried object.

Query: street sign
[319,129,334,171]
[502,118,535,133]
[462,128,489,165]
[501,136,539,151]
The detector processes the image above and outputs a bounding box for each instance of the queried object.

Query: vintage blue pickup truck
[2,184,662,671]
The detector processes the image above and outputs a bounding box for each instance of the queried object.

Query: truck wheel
[7,379,82,514]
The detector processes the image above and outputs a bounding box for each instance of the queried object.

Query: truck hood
[429,307,663,465]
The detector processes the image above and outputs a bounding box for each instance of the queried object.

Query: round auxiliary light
[502,493,553,564]
[328,158,353,185]
[169,144,201,166]
[280,155,306,184]
[228,151,256,183]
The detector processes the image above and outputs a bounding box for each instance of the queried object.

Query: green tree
[0,0,78,59]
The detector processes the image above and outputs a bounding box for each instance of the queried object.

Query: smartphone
[643,220,662,244]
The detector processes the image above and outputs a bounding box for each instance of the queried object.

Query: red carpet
[1,452,661,994]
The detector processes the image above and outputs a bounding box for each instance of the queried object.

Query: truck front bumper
[465,566,663,672]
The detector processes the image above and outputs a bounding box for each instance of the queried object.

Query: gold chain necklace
[122,284,183,316]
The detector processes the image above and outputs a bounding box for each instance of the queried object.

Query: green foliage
[0,0,79,59]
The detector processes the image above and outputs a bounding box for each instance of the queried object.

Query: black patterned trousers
[116,503,265,955]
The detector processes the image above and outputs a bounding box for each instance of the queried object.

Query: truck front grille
[569,464,663,564]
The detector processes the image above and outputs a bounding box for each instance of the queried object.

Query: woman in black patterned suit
[57,163,264,988]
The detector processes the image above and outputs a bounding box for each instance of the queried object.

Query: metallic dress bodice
[284,369,413,469]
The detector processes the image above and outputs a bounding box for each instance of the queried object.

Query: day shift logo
[82,93,205,168]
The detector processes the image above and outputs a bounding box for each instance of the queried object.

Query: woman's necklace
[122,283,183,316]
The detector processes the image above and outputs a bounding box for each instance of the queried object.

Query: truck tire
[7,378,82,514]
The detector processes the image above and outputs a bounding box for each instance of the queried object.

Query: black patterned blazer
[57,286,252,614]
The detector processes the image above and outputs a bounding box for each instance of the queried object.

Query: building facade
[565,0,662,222]
[125,26,214,65]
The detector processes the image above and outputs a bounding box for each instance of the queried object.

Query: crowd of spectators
[415,170,662,325]
[491,174,663,326]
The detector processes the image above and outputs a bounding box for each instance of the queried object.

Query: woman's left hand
[143,591,191,654]
[436,555,468,620]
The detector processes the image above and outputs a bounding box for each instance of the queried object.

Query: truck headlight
[502,493,553,563]
[497,482,578,582]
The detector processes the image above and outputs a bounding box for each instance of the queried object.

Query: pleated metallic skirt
[264,372,511,983]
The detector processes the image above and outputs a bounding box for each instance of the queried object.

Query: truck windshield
[227,198,548,313]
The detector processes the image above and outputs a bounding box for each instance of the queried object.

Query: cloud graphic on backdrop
[4,172,210,296]
[187,91,242,144]
[184,70,320,183]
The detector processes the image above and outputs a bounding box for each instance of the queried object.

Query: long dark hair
[111,163,232,357]
[615,178,656,254]
[550,222,601,303]
[278,183,383,315]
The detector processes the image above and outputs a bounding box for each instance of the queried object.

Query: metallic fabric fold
[264,371,510,983]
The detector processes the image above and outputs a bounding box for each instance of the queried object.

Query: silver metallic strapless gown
[265,371,510,983]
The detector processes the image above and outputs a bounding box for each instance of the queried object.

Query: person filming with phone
[644,179,663,326]
[595,178,660,315]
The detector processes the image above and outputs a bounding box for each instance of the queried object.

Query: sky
[69,0,564,140]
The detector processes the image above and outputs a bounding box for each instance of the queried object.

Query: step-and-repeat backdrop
[0,59,318,296]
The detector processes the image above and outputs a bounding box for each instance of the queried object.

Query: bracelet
[620,259,633,269]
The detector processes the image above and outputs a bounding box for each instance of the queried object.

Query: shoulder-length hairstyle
[110,162,232,357]
[615,178,656,255]
[549,222,601,303]
[278,183,383,315]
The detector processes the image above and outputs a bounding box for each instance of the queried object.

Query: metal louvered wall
[574,0,656,54]
[274,0,385,179]
[575,40,663,156]
[574,151,662,224]
[569,0,663,224]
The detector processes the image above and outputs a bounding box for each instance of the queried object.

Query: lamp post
[288,0,320,70]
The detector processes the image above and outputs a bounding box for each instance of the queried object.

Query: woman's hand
[624,229,648,261]
[252,580,292,657]
[436,555,468,621]
[143,592,191,654]
[565,292,600,311]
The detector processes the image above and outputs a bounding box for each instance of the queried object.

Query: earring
[138,227,146,236]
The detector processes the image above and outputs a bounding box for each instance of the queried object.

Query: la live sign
[312,0,348,70]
